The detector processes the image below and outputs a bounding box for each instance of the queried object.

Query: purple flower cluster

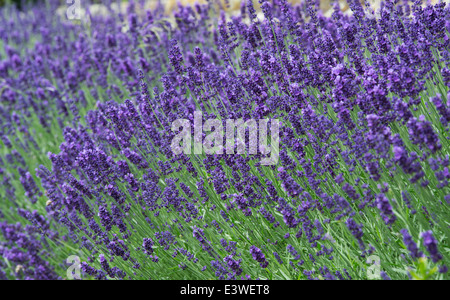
[421,231,443,264]
[0,0,449,280]
[250,246,269,269]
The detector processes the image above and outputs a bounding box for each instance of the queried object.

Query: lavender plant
[0,0,449,280]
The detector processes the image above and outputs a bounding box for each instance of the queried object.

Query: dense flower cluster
[0,0,449,280]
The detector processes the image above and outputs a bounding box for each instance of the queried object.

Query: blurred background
[0,0,376,20]
[0,0,447,18]
[0,0,361,13]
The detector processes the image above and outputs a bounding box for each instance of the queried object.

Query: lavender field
[0,0,449,280]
